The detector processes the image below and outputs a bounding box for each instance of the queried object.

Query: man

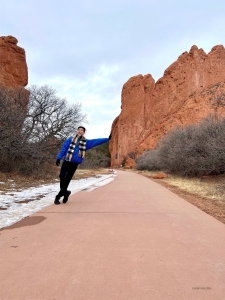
[54,126,111,204]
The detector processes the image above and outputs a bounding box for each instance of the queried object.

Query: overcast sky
[1,0,225,138]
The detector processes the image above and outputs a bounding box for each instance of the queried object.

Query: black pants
[58,161,78,197]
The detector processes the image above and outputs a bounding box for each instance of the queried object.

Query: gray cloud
[1,0,225,137]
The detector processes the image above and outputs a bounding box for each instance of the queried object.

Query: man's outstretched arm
[86,133,111,150]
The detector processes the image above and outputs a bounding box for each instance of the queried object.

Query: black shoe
[54,196,61,205]
[63,190,71,203]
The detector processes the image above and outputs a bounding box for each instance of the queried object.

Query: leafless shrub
[0,86,29,172]
[136,150,161,171]
[136,116,225,177]
[159,116,225,176]
[80,149,110,169]
[0,86,28,151]
[127,151,137,159]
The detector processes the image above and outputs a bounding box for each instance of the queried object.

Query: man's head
[77,126,86,136]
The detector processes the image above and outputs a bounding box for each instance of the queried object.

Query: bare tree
[0,86,28,151]
[0,85,87,175]
[20,85,87,167]
[23,85,86,146]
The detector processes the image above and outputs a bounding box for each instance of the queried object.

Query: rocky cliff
[0,36,28,88]
[110,45,225,167]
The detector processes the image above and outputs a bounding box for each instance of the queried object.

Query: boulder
[153,172,167,179]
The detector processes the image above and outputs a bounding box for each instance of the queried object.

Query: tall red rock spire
[110,45,225,167]
[0,35,28,88]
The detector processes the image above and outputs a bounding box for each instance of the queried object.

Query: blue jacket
[57,136,109,164]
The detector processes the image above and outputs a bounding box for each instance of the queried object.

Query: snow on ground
[0,173,116,229]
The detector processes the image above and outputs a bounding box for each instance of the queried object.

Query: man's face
[77,127,85,136]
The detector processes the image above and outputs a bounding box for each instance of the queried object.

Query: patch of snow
[0,173,116,229]
[84,177,115,191]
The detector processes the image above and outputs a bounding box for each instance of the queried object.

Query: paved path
[0,171,225,300]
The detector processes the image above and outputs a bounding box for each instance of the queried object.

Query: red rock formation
[0,36,28,88]
[153,172,167,179]
[110,45,225,167]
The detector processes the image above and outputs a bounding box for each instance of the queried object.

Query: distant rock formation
[0,36,28,88]
[110,45,225,167]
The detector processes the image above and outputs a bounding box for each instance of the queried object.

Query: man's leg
[54,161,69,204]
[62,162,78,203]
[55,161,78,204]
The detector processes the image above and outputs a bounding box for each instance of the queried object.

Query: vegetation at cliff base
[136,115,225,177]
[80,142,110,169]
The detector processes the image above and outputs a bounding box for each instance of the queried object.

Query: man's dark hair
[78,126,86,132]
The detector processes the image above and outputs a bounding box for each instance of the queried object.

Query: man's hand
[109,133,112,140]
[56,159,60,166]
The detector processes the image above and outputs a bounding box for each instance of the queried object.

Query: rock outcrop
[0,36,28,88]
[110,45,225,167]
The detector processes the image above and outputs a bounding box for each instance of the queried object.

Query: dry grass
[136,170,225,224]
[137,170,225,202]
[74,168,113,179]
[165,174,225,203]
